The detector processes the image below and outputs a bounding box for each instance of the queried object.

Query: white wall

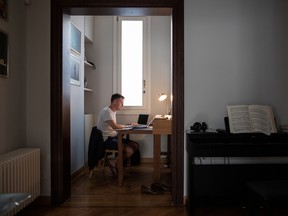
[184,0,288,194]
[70,16,85,174]
[185,0,288,129]
[85,16,172,158]
[85,17,114,116]
[278,0,288,122]
[26,0,51,195]
[0,0,26,154]
[9,0,287,197]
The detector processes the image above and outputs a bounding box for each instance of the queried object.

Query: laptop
[137,114,149,125]
[124,114,154,129]
[133,114,153,129]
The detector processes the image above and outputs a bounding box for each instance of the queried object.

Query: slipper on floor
[141,185,164,195]
[151,183,171,192]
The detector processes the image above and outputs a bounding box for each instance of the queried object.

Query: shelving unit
[84,60,96,69]
[84,16,94,43]
[84,54,95,93]
[84,60,95,92]
[83,16,95,164]
[84,87,93,92]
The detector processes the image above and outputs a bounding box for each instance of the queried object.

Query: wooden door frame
[51,0,184,206]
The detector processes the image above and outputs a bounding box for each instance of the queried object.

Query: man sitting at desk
[97,93,139,174]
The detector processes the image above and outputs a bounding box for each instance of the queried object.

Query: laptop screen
[137,114,149,125]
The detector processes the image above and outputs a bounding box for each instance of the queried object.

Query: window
[113,17,151,114]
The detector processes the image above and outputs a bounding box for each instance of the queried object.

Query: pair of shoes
[107,159,118,176]
[151,183,171,192]
[141,185,164,195]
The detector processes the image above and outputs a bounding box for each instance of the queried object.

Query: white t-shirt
[97,107,117,141]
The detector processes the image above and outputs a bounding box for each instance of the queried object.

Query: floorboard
[18,206,188,216]
[64,194,172,207]
[18,163,188,215]
[65,163,173,207]
[18,163,288,215]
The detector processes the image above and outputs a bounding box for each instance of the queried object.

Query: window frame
[113,16,151,114]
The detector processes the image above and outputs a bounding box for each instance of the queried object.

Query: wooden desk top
[117,127,153,135]
[117,119,172,135]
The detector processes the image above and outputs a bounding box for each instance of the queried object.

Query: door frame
[51,0,184,206]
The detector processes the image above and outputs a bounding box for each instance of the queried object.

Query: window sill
[117,108,150,115]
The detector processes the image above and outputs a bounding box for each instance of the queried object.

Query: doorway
[51,0,184,206]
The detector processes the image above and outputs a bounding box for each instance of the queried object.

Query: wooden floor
[16,163,288,216]
[67,163,173,207]
[18,163,188,216]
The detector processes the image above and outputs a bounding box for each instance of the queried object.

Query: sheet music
[227,105,252,133]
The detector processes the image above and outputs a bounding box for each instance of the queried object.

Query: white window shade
[121,20,143,107]
[114,16,151,114]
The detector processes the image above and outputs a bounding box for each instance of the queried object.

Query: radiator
[0,148,40,215]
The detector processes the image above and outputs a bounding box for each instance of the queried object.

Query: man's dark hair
[111,93,125,103]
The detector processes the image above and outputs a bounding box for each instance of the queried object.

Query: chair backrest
[88,126,105,170]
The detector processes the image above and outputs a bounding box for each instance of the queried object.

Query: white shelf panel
[84,88,93,92]
[84,61,96,69]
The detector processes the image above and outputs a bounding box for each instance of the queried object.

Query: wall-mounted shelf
[84,61,96,70]
[85,35,93,44]
[84,16,94,43]
[84,88,93,92]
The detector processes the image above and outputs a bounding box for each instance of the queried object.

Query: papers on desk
[132,125,149,129]
[154,114,172,120]
[117,126,133,130]
[117,125,152,130]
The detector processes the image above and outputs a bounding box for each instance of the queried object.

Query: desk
[117,127,152,185]
[117,119,172,186]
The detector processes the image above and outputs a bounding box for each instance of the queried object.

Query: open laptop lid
[137,114,149,125]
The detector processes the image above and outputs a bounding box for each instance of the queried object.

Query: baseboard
[141,158,169,164]
[26,196,51,206]
[141,158,153,163]
[71,165,88,183]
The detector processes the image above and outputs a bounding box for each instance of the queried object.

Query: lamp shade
[158,93,167,101]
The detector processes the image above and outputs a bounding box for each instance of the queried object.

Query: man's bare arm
[106,120,125,129]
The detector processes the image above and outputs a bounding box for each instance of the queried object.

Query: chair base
[90,149,118,179]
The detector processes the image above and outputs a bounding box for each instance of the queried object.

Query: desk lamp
[158,93,171,115]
